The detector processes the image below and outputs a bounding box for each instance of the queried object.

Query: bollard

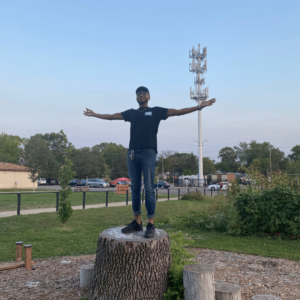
[178,189,180,200]
[17,193,21,215]
[187,188,189,194]
[204,188,206,195]
[83,192,86,209]
[56,192,59,212]
[80,264,95,288]
[168,188,169,200]
[142,189,145,203]
[183,264,215,300]
[215,282,241,300]
[196,188,197,193]
[211,189,213,197]
[106,191,108,207]
[24,244,32,270]
[156,188,158,202]
[15,241,23,262]
[218,189,219,195]
[126,190,128,205]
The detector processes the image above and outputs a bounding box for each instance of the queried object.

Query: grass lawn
[0,191,178,212]
[1,200,300,262]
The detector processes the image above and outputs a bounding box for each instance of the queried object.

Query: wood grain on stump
[89,227,171,300]
[215,282,241,300]
[251,296,283,300]
[183,264,215,300]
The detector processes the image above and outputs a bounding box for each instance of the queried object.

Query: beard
[137,99,148,105]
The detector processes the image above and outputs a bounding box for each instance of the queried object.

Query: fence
[0,187,224,216]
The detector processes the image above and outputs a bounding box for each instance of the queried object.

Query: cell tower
[189,44,208,186]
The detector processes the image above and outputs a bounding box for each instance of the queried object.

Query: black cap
[24,244,32,248]
[136,86,150,95]
[15,241,23,245]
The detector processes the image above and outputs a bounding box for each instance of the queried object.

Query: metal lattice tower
[189,44,208,186]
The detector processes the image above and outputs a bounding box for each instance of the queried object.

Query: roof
[0,162,30,172]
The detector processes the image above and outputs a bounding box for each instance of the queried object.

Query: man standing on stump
[84,86,216,238]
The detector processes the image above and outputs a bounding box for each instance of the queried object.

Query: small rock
[288,273,300,279]
[246,271,261,276]
[248,264,264,270]
[60,260,71,264]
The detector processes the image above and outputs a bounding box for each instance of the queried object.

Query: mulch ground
[0,249,299,299]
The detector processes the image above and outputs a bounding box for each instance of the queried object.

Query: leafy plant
[57,149,75,229]
[181,191,205,201]
[163,231,195,300]
[233,183,300,236]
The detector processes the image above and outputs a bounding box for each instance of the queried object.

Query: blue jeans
[127,148,157,219]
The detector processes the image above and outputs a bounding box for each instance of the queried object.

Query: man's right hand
[83,108,95,117]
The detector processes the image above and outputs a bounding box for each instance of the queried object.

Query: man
[83,86,216,238]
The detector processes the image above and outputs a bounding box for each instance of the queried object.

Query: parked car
[37,178,47,185]
[109,180,117,187]
[86,178,108,188]
[154,181,170,189]
[68,179,83,187]
[207,183,220,191]
[46,178,59,185]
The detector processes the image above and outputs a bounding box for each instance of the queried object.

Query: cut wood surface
[183,263,215,300]
[215,282,241,300]
[89,227,171,300]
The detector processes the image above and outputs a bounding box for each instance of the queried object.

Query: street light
[195,140,209,146]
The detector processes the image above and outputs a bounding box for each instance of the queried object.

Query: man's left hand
[200,98,216,109]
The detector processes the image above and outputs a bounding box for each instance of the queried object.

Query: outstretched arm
[83,108,124,120]
[167,98,216,117]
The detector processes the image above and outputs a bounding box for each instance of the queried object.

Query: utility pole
[189,44,208,186]
[268,145,272,174]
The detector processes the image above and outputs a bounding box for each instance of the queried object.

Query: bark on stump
[80,264,95,288]
[89,227,171,300]
[215,282,241,300]
[251,296,283,300]
[183,264,215,300]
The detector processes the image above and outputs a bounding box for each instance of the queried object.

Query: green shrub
[181,191,205,201]
[234,183,300,236]
[163,231,195,300]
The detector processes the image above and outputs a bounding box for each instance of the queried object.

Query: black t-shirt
[121,107,168,153]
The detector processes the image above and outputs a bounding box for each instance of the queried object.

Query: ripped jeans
[127,148,157,219]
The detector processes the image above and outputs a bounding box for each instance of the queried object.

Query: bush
[234,184,300,236]
[181,191,205,201]
[163,231,195,300]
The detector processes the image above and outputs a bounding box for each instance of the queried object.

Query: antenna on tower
[189,43,209,187]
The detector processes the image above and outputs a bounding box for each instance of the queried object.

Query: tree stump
[89,227,171,300]
[80,264,94,288]
[183,264,215,300]
[251,296,283,300]
[215,282,241,300]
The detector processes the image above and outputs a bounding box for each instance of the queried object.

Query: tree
[71,146,108,179]
[41,130,73,165]
[182,169,192,175]
[96,143,128,179]
[24,135,60,179]
[203,157,216,175]
[218,147,239,172]
[58,150,75,229]
[214,161,231,173]
[287,161,300,181]
[288,145,300,162]
[0,132,22,164]
[234,141,286,174]
[28,165,39,193]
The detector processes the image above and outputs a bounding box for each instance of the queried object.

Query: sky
[1,0,299,161]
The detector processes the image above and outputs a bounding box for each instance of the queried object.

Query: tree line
[1,131,299,180]
[0,131,128,180]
